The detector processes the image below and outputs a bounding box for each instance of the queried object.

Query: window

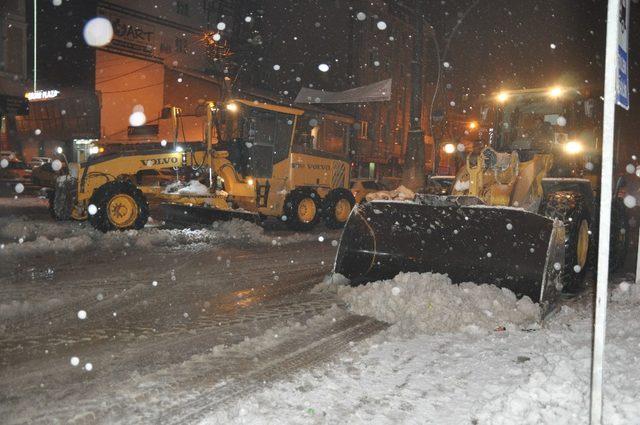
[160,38,172,53]
[176,1,189,16]
[175,37,188,54]
[357,121,368,138]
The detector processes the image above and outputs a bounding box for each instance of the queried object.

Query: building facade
[17,0,256,162]
[0,0,28,155]
[248,0,435,182]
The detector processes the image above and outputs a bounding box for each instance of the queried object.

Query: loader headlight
[226,103,239,112]
[247,178,254,186]
[563,140,583,155]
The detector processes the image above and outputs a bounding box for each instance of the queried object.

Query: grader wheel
[89,180,149,232]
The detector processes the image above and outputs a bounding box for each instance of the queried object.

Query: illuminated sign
[25,90,60,101]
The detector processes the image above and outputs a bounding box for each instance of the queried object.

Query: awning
[294,79,392,104]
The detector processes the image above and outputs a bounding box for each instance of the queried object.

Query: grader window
[240,107,295,177]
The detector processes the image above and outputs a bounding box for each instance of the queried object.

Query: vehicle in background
[28,156,52,169]
[31,160,68,187]
[0,159,31,182]
[1,151,19,161]
[350,179,388,203]
[423,175,456,195]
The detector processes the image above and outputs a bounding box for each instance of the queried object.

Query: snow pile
[164,180,211,196]
[338,272,540,335]
[610,280,640,304]
[203,282,640,425]
[364,185,415,202]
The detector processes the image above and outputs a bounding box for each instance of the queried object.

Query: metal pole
[636,226,640,285]
[590,0,619,422]
[33,0,37,91]
[401,2,425,190]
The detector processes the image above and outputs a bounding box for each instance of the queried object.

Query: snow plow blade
[334,198,565,304]
[158,202,261,226]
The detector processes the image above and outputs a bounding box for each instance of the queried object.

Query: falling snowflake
[77,310,87,320]
[217,22,226,31]
[318,63,330,72]
[83,17,114,47]
[356,12,366,21]
[376,21,387,30]
[245,16,252,23]
[626,164,635,173]
[391,287,401,296]
[623,195,637,208]
[84,363,93,371]
[51,159,62,171]
[14,183,24,194]
[70,357,80,366]
[550,43,557,49]
[273,64,281,71]
[318,236,325,242]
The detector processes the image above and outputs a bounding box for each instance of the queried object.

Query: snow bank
[337,272,540,335]
[364,185,415,202]
[0,218,320,258]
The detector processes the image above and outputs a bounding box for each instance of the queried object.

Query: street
[0,195,387,424]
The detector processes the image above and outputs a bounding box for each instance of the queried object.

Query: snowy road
[0,196,387,424]
[2,195,640,425]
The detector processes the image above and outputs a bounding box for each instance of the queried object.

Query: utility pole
[401,1,425,190]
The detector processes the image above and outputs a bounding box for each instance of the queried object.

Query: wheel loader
[334,87,628,310]
[50,99,356,232]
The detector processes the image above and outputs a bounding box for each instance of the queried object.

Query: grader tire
[283,188,321,231]
[322,188,355,229]
[89,180,149,232]
[542,191,591,294]
[51,177,77,221]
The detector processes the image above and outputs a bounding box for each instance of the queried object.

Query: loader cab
[482,87,600,175]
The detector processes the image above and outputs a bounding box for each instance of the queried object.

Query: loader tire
[609,198,629,271]
[283,188,321,231]
[89,180,149,232]
[46,189,56,219]
[542,191,591,293]
[323,189,355,229]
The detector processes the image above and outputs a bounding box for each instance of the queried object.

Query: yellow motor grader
[334,87,628,308]
[50,99,355,232]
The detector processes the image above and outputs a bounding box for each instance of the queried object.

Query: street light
[548,86,564,98]
[443,143,456,154]
[468,120,478,130]
[496,91,510,103]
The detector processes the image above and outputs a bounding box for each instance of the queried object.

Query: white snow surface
[203,275,640,425]
[0,216,319,257]
[164,179,211,196]
[364,185,415,202]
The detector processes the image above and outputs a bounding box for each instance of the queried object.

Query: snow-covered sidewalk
[203,273,640,425]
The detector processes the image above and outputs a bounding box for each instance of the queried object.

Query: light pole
[401,1,426,190]
[428,0,481,175]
